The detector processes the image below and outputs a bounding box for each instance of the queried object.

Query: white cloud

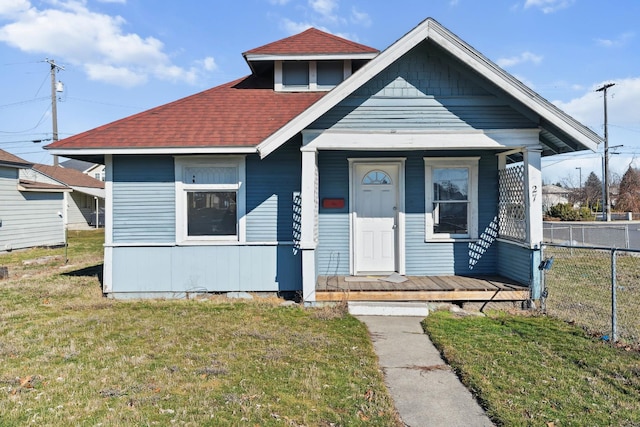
[497,51,543,68]
[0,0,214,87]
[350,6,371,27]
[201,57,217,72]
[309,0,338,18]
[596,32,635,48]
[84,63,147,87]
[0,0,31,17]
[524,0,575,13]
[554,78,640,127]
[280,17,315,34]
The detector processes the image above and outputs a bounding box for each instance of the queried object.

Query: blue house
[47,18,600,303]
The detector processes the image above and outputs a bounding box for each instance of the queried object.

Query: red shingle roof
[244,28,378,56]
[0,149,30,166]
[47,75,326,150]
[33,164,104,189]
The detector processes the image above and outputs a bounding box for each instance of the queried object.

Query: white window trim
[175,156,246,245]
[275,60,352,92]
[424,157,479,241]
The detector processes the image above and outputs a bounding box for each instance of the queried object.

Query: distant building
[542,184,570,212]
[60,158,105,181]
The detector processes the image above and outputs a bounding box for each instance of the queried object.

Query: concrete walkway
[358,316,494,427]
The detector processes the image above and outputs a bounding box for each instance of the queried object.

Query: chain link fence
[544,222,640,249]
[542,244,640,348]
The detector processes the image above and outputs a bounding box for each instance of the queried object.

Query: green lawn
[0,230,400,426]
[4,231,639,426]
[423,311,640,426]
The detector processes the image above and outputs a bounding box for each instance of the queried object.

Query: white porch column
[300,147,318,304]
[523,148,543,249]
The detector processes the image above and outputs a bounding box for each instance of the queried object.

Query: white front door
[353,163,399,274]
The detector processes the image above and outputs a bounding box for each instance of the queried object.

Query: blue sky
[1,0,639,185]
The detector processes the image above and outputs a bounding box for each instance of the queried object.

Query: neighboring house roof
[0,149,31,168]
[543,184,570,195]
[243,27,379,57]
[46,18,601,160]
[33,164,104,189]
[60,158,97,172]
[31,164,105,199]
[18,180,70,192]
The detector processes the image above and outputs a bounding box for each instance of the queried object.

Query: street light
[576,167,582,207]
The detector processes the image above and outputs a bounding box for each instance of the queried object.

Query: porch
[316,274,530,302]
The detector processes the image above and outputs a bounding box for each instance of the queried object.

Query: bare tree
[615,166,640,212]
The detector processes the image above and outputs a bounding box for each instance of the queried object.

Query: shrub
[547,203,589,221]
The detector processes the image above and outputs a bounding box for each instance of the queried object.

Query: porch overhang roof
[257,18,602,159]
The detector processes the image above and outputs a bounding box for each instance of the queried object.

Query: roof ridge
[243,27,378,56]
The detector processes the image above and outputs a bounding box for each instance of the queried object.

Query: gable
[257,18,601,158]
[310,41,536,133]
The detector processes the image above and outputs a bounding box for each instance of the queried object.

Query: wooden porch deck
[316,274,530,302]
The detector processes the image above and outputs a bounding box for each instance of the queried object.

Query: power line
[0,97,49,109]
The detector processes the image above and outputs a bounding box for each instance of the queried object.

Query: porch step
[348,301,429,317]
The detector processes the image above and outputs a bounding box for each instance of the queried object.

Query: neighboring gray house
[20,164,105,230]
[0,149,68,252]
[47,18,601,302]
[542,184,571,212]
[60,158,105,181]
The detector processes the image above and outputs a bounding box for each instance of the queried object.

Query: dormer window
[275,60,352,92]
[282,62,310,88]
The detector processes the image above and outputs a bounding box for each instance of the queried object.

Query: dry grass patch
[0,230,400,426]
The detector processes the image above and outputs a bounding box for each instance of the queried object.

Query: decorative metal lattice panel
[498,164,527,242]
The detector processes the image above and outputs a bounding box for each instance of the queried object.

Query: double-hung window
[175,156,245,243]
[424,157,479,240]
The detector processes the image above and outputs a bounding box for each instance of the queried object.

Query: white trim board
[303,129,541,151]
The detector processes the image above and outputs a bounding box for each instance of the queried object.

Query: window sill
[425,238,478,243]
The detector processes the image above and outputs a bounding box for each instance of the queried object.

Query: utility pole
[575,166,582,205]
[46,58,64,166]
[596,82,615,221]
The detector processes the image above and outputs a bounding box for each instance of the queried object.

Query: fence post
[625,224,630,249]
[611,249,618,344]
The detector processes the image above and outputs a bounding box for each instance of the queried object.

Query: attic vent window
[317,61,343,87]
[276,60,351,92]
[282,62,309,87]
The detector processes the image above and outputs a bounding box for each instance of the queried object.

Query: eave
[256,18,602,159]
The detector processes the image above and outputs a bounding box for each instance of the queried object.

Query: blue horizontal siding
[110,245,300,294]
[497,241,532,286]
[317,151,351,275]
[311,41,536,132]
[316,151,508,276]
[112,155,175,243]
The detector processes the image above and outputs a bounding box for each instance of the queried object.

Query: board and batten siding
[310,41,536,132]
[0,166,65,251]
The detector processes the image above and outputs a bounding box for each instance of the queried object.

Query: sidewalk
[358,316,494,427]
